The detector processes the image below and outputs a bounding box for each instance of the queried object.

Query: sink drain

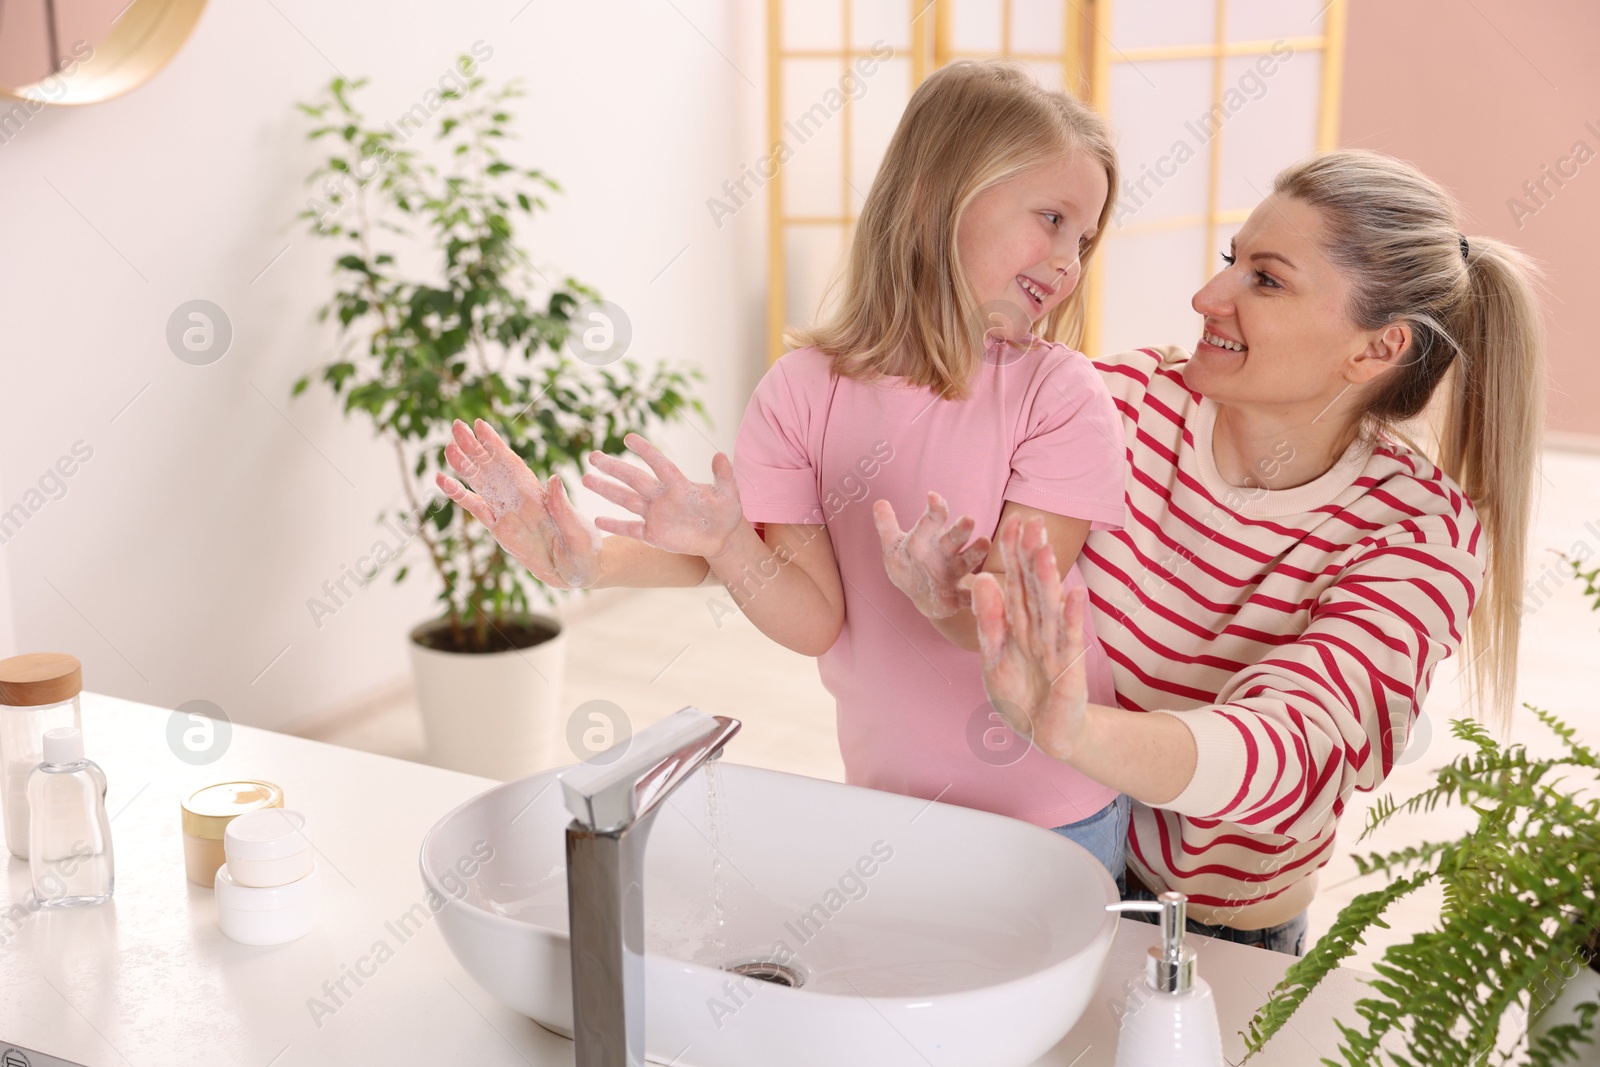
[723,959,804,989]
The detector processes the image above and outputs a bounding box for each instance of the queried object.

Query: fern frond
[1244,709,1600,1067]
[1527,705,1600,769]
[1239,868,1434,1061]
[1351,839,1453,879]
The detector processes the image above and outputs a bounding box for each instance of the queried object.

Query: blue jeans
[1119,880,1310,957]
[1048,792,1130,883]
[1054,795,1309,957]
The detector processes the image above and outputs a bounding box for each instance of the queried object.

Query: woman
[964,149,1544,955]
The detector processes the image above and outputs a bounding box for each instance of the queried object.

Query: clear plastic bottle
[27,727,113,908]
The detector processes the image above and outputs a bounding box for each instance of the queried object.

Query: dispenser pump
[1107,890,1197,993]
[1105,890,1224,1067]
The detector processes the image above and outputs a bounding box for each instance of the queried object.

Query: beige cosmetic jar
[180,780,284,886]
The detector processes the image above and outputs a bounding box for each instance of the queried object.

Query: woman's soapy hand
[873,491,992,620]
[436,418,603,589]
[581,433,745,560]
[971,514,1089,763]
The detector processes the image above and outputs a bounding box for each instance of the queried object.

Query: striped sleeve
[1150,509,1485,839]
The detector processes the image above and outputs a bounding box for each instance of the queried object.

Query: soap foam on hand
[463,457,524,521]
[446,418,605,589]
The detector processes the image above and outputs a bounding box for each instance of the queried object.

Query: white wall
[0,0,772,732]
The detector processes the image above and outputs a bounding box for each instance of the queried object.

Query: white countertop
[0,694,1375,1066]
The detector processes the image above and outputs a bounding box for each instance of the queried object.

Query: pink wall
[1340,0,1600,439]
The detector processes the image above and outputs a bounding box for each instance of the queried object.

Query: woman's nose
[1192,269,1234,319]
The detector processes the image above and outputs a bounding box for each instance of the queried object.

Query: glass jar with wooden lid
[0,653,83,859]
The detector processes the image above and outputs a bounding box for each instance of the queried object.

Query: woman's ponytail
[1274,150,1547,733]
[1436,237,1546,729]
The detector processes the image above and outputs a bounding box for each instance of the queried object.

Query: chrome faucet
[559,706,741,1067]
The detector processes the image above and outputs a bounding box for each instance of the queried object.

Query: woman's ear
[1348,321,1413,384]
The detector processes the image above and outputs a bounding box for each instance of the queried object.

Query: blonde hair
[788,60,1118,401]
[1273,149,1546,733]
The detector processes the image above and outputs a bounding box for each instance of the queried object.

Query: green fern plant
[1239,700,1600,1066]
[1566,553,1600,618]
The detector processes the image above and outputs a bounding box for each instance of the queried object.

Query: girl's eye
[1044,212,1062,226]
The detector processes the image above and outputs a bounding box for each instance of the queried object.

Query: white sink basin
[420,762,1117,1066]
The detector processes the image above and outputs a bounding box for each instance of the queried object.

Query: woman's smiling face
[1187,195,1377,412]
[954,152,1108,342]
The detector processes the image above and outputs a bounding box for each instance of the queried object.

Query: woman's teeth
[1203,330,1246,352]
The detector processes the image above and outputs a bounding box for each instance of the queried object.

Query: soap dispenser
[1105,891,1223,1066]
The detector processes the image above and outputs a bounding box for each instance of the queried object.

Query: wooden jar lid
[0,653,83,707]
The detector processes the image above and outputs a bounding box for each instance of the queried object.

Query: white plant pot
[1528,961,1600,1063]
[408,614,568,781]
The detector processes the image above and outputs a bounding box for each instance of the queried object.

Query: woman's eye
[1221,251,1280,290]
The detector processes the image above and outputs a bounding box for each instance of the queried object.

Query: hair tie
[1459,233,1470,262]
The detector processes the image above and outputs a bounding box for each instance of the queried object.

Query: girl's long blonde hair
[1274,149,1546,733]
[787,60,1118,401]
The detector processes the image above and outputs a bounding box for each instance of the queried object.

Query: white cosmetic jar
[214,861,320,945]
[223,808,314,888]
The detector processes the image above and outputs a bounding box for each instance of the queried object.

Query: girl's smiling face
[955,152,1108,342]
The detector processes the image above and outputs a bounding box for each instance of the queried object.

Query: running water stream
[705,760,729,962]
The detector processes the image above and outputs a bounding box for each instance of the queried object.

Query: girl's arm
[439,418,710,590]
[875,494,1089,653]
[593,535,710,587]
[583,434,844,656]
[443,419,845,653]
[703,521,844,656]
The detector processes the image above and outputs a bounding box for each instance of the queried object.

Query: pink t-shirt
[732,339,1128,828]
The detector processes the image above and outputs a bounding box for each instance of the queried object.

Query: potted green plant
[290,57,707,779]
[1240,552,1600,1066]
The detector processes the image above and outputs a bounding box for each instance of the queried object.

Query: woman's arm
[975,509,1482,830]
[969,513,1195,806]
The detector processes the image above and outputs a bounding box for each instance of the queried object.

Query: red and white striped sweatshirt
[1079,347,1485,929]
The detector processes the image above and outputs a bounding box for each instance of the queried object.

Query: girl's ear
[1348,321,1413,384]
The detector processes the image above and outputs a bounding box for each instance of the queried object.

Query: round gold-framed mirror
[0,0,207,106]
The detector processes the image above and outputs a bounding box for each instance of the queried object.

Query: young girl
[436,61,1133,877]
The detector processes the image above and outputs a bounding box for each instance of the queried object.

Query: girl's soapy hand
[436,418,603,589]
[581,433,745,560]
[971,514,1088,763]
[873,491,992,620]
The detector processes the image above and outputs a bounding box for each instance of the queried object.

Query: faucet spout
[559,706,741,1066]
